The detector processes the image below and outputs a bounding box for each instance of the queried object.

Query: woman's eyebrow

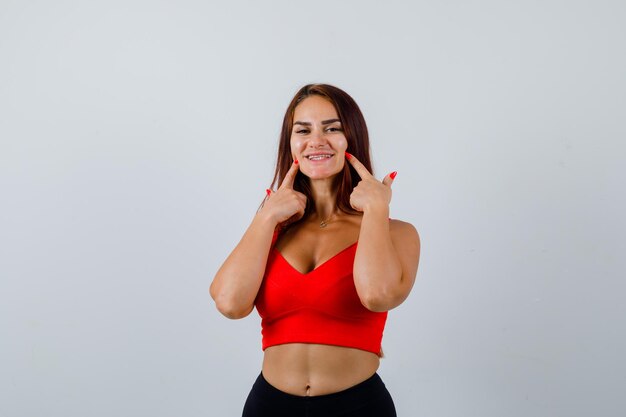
[293,119,341,126]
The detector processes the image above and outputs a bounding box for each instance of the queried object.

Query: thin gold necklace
[319,213,334,228]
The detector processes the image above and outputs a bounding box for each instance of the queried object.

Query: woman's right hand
[261,160,307,226]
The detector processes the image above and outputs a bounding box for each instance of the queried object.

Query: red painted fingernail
[390,171,398,179]
[345,152,352,160]
[294,158,299,164]
[266,189,271,196]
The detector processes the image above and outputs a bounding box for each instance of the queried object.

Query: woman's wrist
[362,202,390,217]
[253,209,280,230]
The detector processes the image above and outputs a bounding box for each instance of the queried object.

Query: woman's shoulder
[389,218,420,244]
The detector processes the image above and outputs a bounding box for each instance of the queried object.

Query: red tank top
[255,236,388,355]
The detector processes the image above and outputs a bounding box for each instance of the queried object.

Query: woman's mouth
[305,154,334,161]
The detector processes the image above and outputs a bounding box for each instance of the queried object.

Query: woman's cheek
[337,137,348,151]
[290,137,305,158]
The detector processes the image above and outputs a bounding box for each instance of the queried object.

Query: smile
[306,154,334,161]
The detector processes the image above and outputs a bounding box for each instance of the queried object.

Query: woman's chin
[303,170,342,181]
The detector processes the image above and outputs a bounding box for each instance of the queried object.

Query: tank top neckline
[272,241,358,276]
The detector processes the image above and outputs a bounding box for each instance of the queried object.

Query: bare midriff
[262,343,380,396]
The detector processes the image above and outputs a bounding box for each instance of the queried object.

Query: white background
[1,1,625,416]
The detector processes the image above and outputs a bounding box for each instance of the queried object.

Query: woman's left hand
[346,152,396,213]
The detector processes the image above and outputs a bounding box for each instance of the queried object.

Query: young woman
[210,84,420,416]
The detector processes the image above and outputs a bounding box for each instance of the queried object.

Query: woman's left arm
[347,154,421,312]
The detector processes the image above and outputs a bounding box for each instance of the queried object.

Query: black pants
[242,372,397,417]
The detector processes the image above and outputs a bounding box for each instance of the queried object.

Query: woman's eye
[326,127,342,132]
[295,129,309,134]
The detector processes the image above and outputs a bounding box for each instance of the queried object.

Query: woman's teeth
[307,154,333,161]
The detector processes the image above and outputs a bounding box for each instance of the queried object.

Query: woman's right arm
[209,212,278,319]
[209,160,305,319]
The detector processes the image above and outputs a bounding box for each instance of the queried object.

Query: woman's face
[290,95,348,180]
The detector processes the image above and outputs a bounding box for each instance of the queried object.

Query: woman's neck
[309,178,337,220]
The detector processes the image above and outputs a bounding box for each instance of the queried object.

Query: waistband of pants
[253,371,387,405]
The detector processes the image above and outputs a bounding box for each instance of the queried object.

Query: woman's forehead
[293,96,339,121]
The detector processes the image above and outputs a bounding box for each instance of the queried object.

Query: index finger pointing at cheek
[345,152,374,179]
[278,159,300,190]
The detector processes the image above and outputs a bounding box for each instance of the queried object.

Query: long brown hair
[271,84,373,226]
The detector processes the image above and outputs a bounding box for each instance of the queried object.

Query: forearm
[210,212,277,318]
[353,205,403,312]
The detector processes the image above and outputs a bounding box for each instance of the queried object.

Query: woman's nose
[308,128,326,146]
